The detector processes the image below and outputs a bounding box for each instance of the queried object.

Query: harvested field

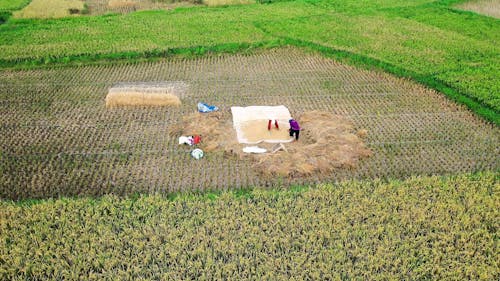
[85,0,196,15]
[0,48,498,199]
[13,0,85,19]
[173,110,371,177]
[456,0,500,18]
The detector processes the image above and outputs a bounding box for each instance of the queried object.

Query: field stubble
[0,48,498,199]
[456,0,500,19]
[86,0,197,16]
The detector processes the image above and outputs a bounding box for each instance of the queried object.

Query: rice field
[1,48,498,200]
[85,0,196,16]
[83,0,251,16]
[1,173,498,279]
[13,0,85,19]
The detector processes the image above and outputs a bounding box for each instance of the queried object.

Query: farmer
[289,119,301,141]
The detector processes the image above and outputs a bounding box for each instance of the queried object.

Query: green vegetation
[1,172,498,279]
[0,0,31,11]
[0,2,498,277]
[0,0,31,22]
[0,0,498,123]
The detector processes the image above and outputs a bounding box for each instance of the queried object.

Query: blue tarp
[197,102,219,113]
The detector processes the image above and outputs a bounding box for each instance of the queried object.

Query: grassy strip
[281,38,500,125]
[258,9,499,110]
[1,172,498,279]
[0,11,12,24]
[0,40,283,69]
[0,0,31,11]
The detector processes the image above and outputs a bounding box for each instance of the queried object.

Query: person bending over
[289,119,301,141]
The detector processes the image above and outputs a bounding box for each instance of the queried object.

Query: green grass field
[0,0,31,11]
[1,173,498,279]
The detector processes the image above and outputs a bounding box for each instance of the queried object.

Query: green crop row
[0,0,31,24]
[0,0,31,11]
[1,172,498,279]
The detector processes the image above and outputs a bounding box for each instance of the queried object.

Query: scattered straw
[171,110,371,178]
[203,0,255,7]
[169,111,241,154]
[108,0,137,10]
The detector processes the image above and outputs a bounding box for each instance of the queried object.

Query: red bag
[193,135,201,145]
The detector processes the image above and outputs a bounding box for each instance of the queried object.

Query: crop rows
[84,0,195,16]
[1,173,498,280]
[1,48,498,199]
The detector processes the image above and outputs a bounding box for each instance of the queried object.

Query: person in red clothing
[289,119,301,140]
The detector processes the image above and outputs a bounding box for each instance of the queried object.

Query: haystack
[251,111,372,177]
[171,110,372,178]
[169,111,240,153]
[105,82,187,108]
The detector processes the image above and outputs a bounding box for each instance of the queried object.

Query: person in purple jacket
[289,119,301,141]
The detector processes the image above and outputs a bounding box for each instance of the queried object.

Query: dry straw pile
[106,82,186,108]
[170,111,240,153]
[172,110,371,177]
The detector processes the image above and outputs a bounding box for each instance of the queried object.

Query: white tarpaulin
[231,105,294,144]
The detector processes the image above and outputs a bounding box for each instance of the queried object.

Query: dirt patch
[170,110,371,178]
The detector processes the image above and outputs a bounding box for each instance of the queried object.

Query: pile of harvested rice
[170,110,371,178]
[106,82,186,108]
